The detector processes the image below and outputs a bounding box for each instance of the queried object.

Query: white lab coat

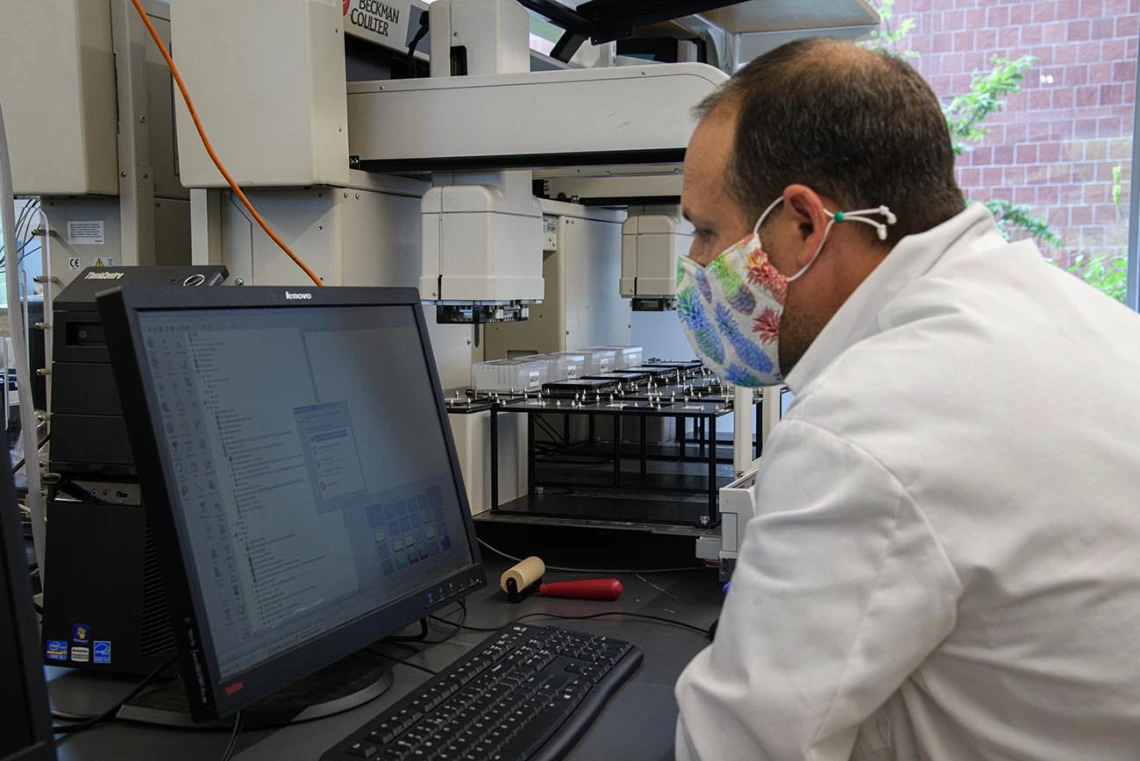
[675,204,1140,761]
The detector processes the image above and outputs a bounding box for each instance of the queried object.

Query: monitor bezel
[97,285,487,721]
[0,433,56,761]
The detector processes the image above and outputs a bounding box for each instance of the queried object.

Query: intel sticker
[71,646,90,664]
[93,641,112,665]
[46,640,68,662]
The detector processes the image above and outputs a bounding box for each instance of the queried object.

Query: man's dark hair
[696,38,965,247]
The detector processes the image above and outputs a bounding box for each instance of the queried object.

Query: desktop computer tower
[42,266,227,674]
[40,499,174,675]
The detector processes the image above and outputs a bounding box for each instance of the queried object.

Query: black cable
[53,656,177,737]
[51,709,98,723]
[477,537,715,575]
[385,617,430,643]
[381,602,466,653]
[0,200,39,269]
[13,432,50,474]
[1,201,33,262]
[535,417,564,444]
[367,649,439,677]
[219,711,243,761]
[444,610,711,637]
[406,10,430,78]
[366,601,468,674]
[420,600,467,645]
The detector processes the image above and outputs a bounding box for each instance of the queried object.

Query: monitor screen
[134,303,477,681]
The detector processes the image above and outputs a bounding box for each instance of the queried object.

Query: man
[674,38,1140,760]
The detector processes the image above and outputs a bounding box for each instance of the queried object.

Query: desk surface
[49,557,722,761]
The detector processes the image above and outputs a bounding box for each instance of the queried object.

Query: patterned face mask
[676,198,896,386]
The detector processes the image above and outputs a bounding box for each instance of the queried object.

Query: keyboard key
[404,724,430,738]
[485,686,511,701]
[499,716,557,758]
[347,742,379,758]
[370,729,398,745]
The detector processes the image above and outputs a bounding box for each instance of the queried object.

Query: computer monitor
[97,286,486,721]
[0,443,56,761]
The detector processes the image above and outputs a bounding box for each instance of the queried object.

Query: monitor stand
[117,649,394,729]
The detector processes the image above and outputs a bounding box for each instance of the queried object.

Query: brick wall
[890,0,1138,266]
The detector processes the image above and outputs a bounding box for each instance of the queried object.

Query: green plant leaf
[982,198,1063,249]
[1057,251,1128,303]
[944,56,1035,153]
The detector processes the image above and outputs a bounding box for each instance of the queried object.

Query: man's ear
[782,184,831,270]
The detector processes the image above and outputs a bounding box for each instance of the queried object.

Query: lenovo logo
[284,292,312,301]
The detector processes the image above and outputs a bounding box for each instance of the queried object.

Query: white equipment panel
[621,206,694,299]
[420,176,544,302]
[484,201,629,358]
[429,0,530,78]
[346,64,728,169]
[214,177,424,288]
[719,470,759,572]
[449,411,527,515]
[0,0,117,195]
[169,0,350,188]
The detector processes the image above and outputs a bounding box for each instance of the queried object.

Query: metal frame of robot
[472,365,762,528]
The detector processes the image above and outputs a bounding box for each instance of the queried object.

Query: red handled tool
[537,579,623,601]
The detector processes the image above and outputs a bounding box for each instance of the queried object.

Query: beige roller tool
[500,556,546,601]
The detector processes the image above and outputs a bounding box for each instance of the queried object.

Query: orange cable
[130,0,324,287]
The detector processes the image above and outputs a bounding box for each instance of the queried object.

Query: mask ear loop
[786,205,897,282]
[752,197,785,238]
[832,206,898,240]
[787,216,837,282]
[693,196,785,273]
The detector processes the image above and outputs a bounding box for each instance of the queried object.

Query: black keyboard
[322,624,642,761]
